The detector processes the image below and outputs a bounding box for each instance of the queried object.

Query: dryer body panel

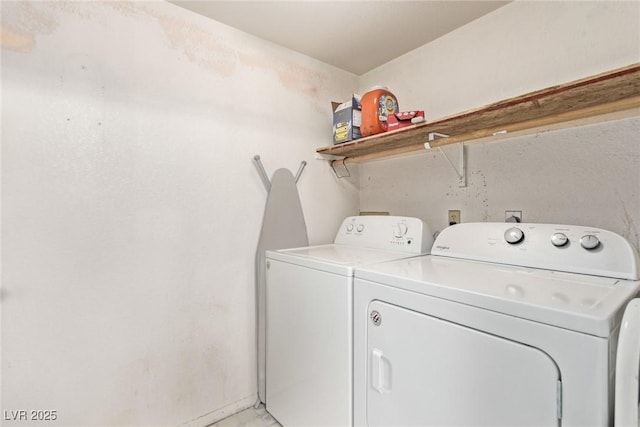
[353,278,612,427]
[366,300,560,426]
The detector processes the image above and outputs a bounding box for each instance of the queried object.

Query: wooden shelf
[316,64,640,164]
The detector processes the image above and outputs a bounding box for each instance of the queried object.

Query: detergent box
[332,94,361,144]
[387,110,425,131]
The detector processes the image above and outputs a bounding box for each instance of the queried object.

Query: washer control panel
[334,216,434,254]
[433,223,639,280]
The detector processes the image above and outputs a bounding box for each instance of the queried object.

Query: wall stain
[136,2,328,110]
[154,13,237,78]
[620,197,640,251]
[467,170,489,221]
[103,1,146,19]
[0,1,58,53]
[3,1,330,110]
[150,8,329,108]
[0,26,34,53]
[49,1,102,20]
[239,51,327,105]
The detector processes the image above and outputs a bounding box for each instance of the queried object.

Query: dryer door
[366,301,561,426]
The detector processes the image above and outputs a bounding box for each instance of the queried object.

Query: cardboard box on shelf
[332,95,361,144]
[387,110,425,131]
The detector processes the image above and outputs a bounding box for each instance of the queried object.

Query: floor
[210,404,281,427]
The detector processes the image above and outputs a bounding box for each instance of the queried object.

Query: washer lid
[356,256,640,337]
[266,244,420,276]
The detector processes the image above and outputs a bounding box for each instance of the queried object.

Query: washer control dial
[356,224,365,233]
[393,223,408,238]
[551,233,569,247]
[504,227,525,244]
[346,223,354,232]
[580,234,600,250]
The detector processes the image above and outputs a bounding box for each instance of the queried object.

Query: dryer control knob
[504,227,525,244]
[580,234,600,250]
[346,223,354,232]
[356,224,365,233]
[551,233,569,247]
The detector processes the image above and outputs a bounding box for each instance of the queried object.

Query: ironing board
[255,168,308,403]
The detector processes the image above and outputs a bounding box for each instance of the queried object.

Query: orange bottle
[360,86,398,137]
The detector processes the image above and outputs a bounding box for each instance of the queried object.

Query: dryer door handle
[371,348,392,394]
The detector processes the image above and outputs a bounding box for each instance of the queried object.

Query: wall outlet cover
[505,210,523,222]
[448,210,461,225]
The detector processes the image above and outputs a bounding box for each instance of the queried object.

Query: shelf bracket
[424,132,466,188]
[330,158,350,178]
[314,152,350,178]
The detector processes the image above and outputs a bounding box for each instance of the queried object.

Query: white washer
[266,216,434,427]
[353,222,640,427]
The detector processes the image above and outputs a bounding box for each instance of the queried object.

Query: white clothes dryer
[266,216,434,427]
[616,298,640,427]
[353,223,640,427]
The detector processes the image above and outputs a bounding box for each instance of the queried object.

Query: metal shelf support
[314,152,349,178]
[424,132,466,188]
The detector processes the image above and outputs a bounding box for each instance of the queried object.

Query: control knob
[551,233,568,247]
[504,227,524,244]
[346,224,354,232]
[356,224,365,233]
[580,234,600,250]
[393,223,408,238]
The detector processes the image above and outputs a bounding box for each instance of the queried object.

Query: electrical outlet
[505,210,522,223]
[448,210,461,225]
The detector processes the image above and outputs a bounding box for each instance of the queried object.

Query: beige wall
[1,2,357,425]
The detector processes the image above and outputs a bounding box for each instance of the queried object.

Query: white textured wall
[2,1,640,425]
[1,2,358,426]
[358,0,640,250]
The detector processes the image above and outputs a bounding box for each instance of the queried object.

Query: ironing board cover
[255,168,308,403]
